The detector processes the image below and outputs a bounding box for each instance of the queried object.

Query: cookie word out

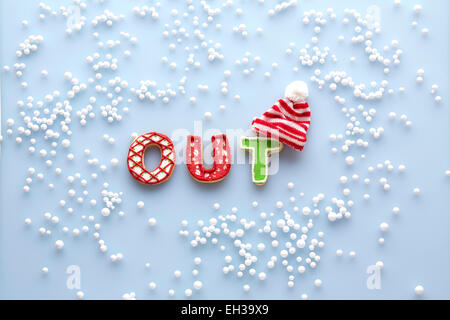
[127,132,283,186]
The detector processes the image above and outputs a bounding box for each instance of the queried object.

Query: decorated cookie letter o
[186,134,232,183]
[240,137,283,186]
[127,132,176,185]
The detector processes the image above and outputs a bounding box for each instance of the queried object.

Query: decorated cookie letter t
[240,137,283,186]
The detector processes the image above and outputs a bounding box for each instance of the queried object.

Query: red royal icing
[127,132,176,185]
[186,134,231,183]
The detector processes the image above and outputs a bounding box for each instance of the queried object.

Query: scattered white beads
[55,240,64,250]
[0,2,443,301]
[148,218,157,227]
[345,156,355,166]
[380,222,389,232]
[185,289,193,297]
[193,280,203,290]
[413,4,423,14]
[414,285,424,296]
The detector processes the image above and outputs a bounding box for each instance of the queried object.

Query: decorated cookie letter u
[186,134,232,183]
[240,137,283,186]
[127,132,176,185]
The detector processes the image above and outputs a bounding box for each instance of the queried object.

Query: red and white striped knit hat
[251,81,311,151]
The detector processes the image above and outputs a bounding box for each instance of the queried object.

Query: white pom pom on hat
[284,81,309,103]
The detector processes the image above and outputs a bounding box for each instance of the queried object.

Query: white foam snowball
[61,139,70,148]
[413,4,422,14]
[302,207,311,215]
[193,280,202,290]
[345,156,355,165]
[110,158,119,166]
[414,285,424,295]
[101,208,111,217]
[148,218,157,226]
[55,240,64,249]
[380,222,389,232]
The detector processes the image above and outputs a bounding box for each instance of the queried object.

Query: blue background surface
[0,0,449,299]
